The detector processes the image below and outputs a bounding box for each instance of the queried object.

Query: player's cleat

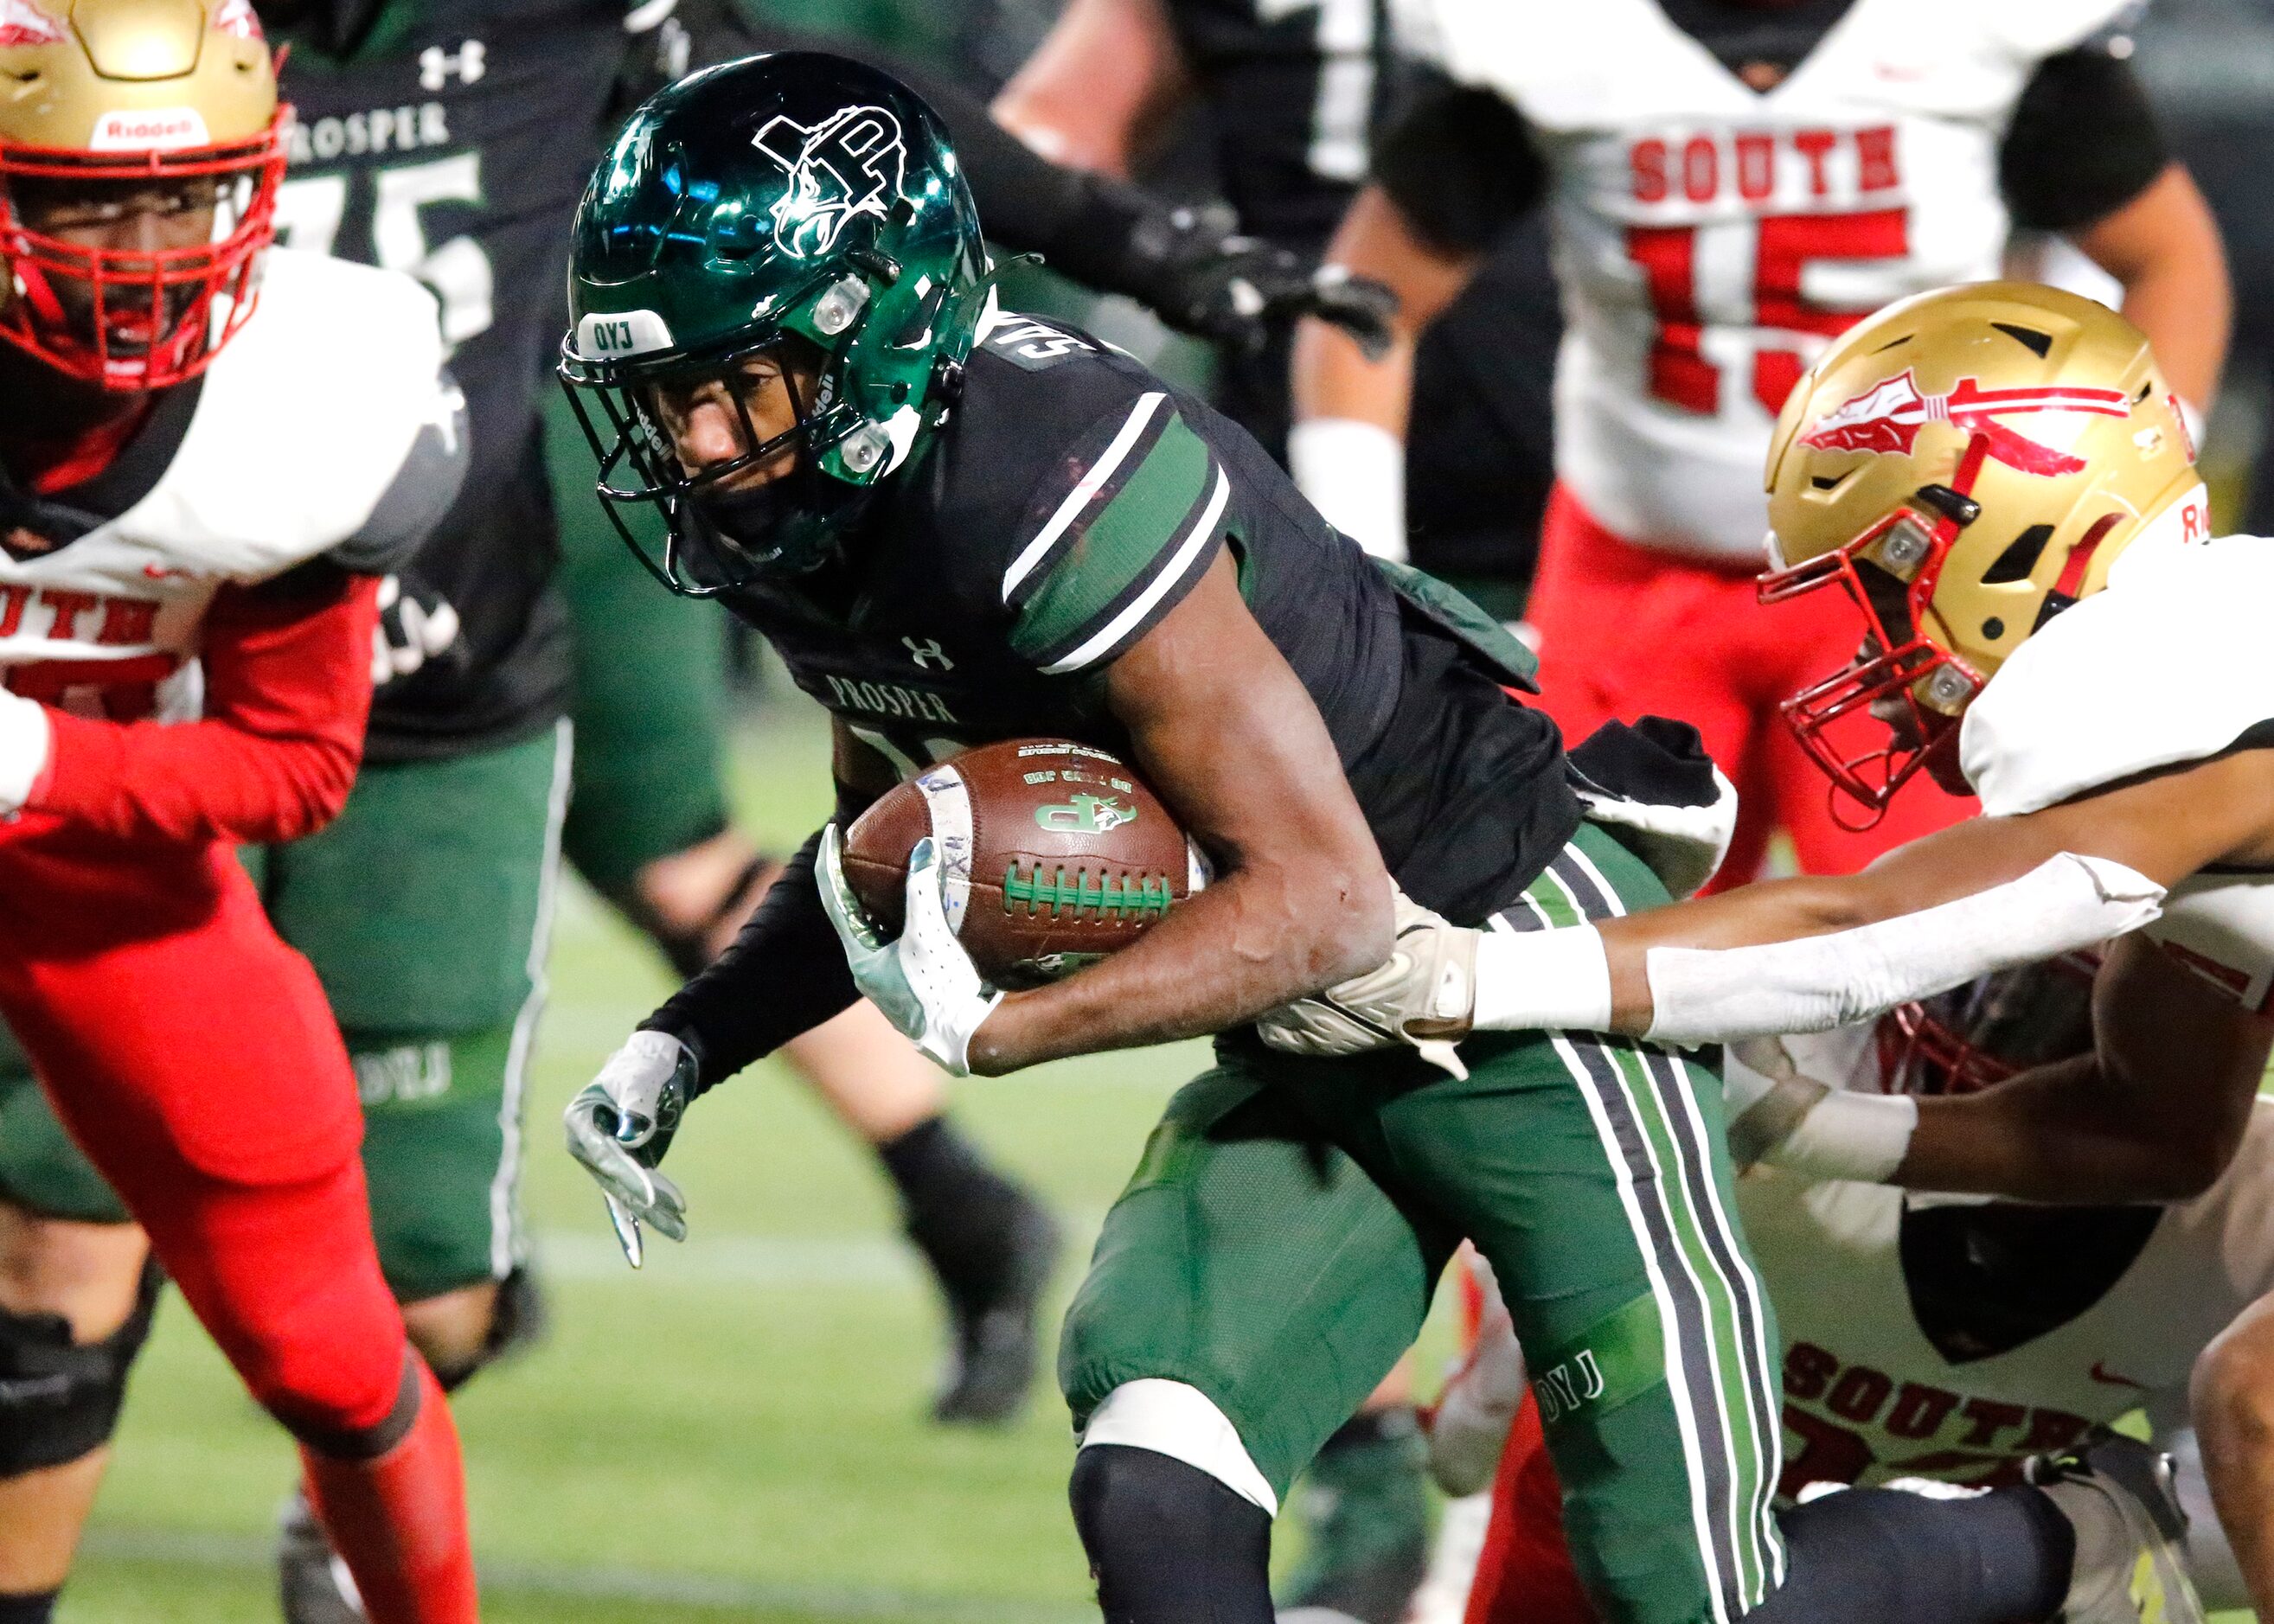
[928,1192,1062,1426]
[1277,1408,1432,1624]
[2025,1434,2207,1624]
[277,1489,365,1624]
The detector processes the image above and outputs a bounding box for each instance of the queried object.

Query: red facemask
[1874,952,2100,1097]
[0,106,288,391]
[1755,432,1995,827]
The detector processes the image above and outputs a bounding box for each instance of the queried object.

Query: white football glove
[1256,886,1478,1077]
[563,1029,697,1268]
[817,825,1004,1077]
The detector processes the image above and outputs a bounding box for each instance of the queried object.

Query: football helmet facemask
[0,0,285,391]
[1758,282,2207,824]
[1875,952,2100,1097]
[558,51,991,594]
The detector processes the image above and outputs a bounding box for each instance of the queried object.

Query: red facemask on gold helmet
[0,0,287,391]
[1758,283,2206,826]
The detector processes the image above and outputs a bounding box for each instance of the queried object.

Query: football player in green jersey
[0,6,1402,1621]
[557,53,2200,1624]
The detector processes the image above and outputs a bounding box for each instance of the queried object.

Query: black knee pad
[0,1256,162,1476]
[644,853,778,980]
[428,1265,549,1394]
[1068,1444,1276,1624]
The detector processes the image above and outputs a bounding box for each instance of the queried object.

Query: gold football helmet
[1759,281,2206,821]
[0,0,285,388]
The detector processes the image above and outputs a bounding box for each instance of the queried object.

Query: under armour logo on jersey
[752,105,906,259]
[903,636,952,671]
[419,40,486,92]
[1801,370,2130,478]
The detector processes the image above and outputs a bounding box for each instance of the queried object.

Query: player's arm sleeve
[637,827,861,1092]
[1370,70,1549,256]
[1999,46,2170,233]
[326,364,470,577]
[28,563,379,846]
[1000,394,1230,678]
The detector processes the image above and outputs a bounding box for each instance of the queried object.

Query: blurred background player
[992,0,1560,630]
[0,3,478,1621]
[1438,961,2274,1621]
[1290,0,2231,889]
[0,3,1400,1619]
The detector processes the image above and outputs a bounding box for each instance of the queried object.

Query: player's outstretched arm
[1894,930,2273,1202]
[2194,1290,2274,1618]
[962,551,1393,1075]
[1272,748,2274,1067]
[1498,749,2274,1044]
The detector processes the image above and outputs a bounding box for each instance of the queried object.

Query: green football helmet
[558,51,990,592]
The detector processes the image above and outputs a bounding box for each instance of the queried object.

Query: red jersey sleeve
[29,571,380,846]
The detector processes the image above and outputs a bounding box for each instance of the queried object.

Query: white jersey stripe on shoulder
[1002,392,1168,601]
[1040,465,1228,675]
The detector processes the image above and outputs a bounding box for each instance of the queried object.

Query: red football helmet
[1874,952,2101,1097]
[0,0,287,390]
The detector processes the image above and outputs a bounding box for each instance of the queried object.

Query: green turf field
[63,697,1177,1623]
[52,694,2259,1623]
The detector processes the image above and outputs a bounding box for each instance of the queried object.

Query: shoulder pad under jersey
[1960,533,2274,817]
[145,249,449,583]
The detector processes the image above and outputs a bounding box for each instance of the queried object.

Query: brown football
[842,738,1199,988]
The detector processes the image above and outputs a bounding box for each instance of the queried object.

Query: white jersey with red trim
[1399,0,2133,563]
[1961,527,2274,1012]
[1733,1031,2274,1498]
[0,248,448,722]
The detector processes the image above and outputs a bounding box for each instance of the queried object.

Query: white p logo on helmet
[753,104,906,260]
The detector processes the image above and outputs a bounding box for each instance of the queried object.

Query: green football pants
[546,387,735,897]
[0,722,571,1302]
[1060,823,1786,1624]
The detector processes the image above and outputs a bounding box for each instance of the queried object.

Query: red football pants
[0,832,406,1438]
[1528,484,1973,887]
[1466,1392,1596,1624]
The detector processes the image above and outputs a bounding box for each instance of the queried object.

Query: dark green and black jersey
[272,0,674,759]
[722,311,1579,928]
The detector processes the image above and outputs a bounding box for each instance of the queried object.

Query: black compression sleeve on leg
[1749,1485,2072,1624]
[1070,1445,1277,1624]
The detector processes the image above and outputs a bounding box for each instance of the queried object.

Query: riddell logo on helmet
[89,108,212,153]
[1802,370,2130,478]
[0,0,61,46]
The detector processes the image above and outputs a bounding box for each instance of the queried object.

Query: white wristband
[1471,924,1614,1032]
[0,688,51,815]
[1287,417,1406,561]
[1778,1089,1918,1183]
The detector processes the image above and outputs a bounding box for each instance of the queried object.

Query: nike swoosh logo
[2089,1362,2149,1391]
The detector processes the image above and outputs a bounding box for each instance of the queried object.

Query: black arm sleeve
[1371,72,1549,258]
[639,827,860,1093]
[2000,48,2170,233]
